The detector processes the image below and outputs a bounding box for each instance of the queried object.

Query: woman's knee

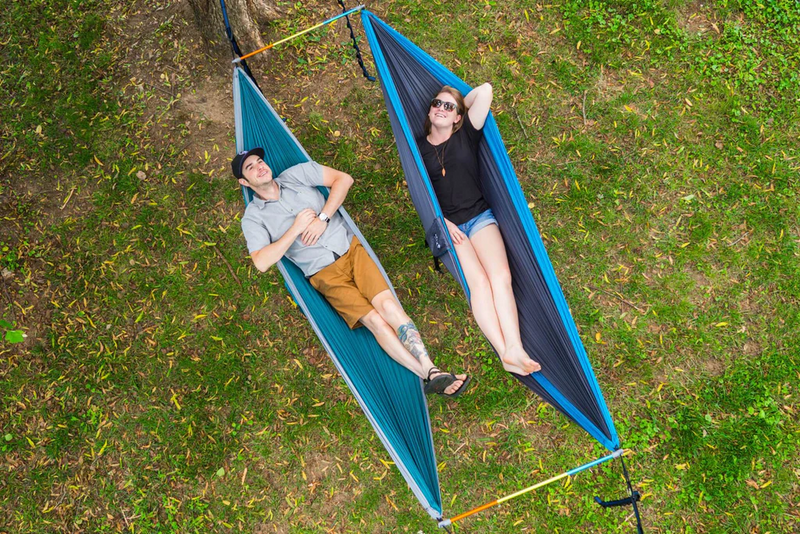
[469,271,493,296]
[489,266,512,289]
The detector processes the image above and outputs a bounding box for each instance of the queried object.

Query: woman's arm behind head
[464,83,493,130]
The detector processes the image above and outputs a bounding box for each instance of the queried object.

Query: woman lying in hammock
[417,84,541,376]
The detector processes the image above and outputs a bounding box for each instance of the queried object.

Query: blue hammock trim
[361,11,619,451]
[232,67,444,518]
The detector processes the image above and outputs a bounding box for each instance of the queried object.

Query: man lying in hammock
[232,147,472,398]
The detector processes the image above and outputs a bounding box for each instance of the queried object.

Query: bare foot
[501,344,541,375]
[443,374,469,396]
[501,361,532,375]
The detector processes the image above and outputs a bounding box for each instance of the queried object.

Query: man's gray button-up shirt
[240,161,353,277]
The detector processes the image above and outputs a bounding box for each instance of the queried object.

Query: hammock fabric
[232,67,443,519]
[361,11,619,451]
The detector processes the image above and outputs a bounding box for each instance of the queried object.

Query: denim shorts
[457,209,497,239]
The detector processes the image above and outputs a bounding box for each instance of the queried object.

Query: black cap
[231,147,266,179]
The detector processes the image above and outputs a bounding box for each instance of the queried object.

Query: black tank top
[418,113,490,225]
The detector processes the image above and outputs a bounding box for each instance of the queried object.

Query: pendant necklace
[433,138,449,177]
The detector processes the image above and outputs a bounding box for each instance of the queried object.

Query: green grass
[1,0,799,532]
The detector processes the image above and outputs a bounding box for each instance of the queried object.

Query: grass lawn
[1,0,798,532]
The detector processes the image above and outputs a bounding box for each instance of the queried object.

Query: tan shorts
[309,236,390,329]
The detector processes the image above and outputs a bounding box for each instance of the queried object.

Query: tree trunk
[187,0,281,56]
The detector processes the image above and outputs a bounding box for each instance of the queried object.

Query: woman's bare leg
[470,225,541,374]
[450,237,508,353]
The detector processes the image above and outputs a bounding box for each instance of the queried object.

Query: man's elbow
[251,254,272,273]
[341,173,354,188]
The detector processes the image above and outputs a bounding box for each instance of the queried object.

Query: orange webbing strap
[439,449,625,528]
[233,5,365,63]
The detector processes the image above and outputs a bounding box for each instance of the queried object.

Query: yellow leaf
[94,155,104,166]
[715,322,728,327]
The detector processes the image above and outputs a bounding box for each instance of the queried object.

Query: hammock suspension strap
[233,6,366,63]
[336,0,375,81]
[218,0,259,86]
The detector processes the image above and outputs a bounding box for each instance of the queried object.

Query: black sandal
[423,367,455,395]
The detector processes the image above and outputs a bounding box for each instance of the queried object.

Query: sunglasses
[430,98,458,112]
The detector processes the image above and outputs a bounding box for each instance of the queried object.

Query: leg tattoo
[397,321,428,361]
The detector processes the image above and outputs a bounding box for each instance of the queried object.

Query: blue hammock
[361,11,619,452]
[232,67,443,519]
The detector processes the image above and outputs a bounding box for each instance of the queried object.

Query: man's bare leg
[371,290,468,395]
[359,310,426,378]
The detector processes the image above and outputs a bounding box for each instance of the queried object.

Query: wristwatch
[318,212,330,224]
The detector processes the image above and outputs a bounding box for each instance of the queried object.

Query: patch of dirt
[182,80,234,127]
[700,356,726,377]
[594,66,625,101]
[301,344,330,369]
[685,266,713,306]
[676,1,722,37]
[302,450,334,485]
[310,483,350,526]
[742,339,761,357]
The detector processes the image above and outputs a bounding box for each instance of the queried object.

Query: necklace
[432,138,449,177]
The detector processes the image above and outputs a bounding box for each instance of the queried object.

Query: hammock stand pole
[438,449,625,529]
[233,5,366,63]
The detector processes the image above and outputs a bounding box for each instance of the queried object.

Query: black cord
[218,0,260,88]
[620,456,645,534]
[337,0,376,81]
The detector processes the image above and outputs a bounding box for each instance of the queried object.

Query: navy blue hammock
[359,10,645,528]
[360,12,618,449]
